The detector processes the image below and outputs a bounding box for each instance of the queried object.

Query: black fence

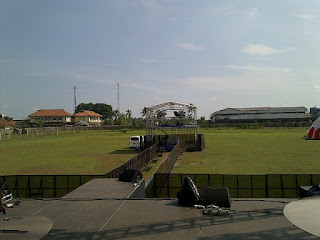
[105,142,159,178]
[0,175,105,198]
[155,134,205,151]
[157,142,184,174]
[146,173,320,198]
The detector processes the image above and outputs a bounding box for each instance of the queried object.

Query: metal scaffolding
[145,102,198,136]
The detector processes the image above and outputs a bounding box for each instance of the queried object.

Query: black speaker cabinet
[201,187,231,208]
[119,169,142,183]
[177,177,200,207]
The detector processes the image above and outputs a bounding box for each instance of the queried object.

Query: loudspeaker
[177,177,200,207]
[201,187,231,208]
[299,184,320,198]
[119,169,142,183]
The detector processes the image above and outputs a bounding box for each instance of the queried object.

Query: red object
[314,128,320,139]
[308,127,315,138]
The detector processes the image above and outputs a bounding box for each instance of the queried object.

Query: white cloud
[140,58,157,63]
[3,104,8,109]
[242,44,282,56]
[223,65,292,73]
[296,14,320,21]
[242,8,260,18]
[209,97,216,101]
[179,42,204,51]
[313,85,320,89]
[180,66,294,96]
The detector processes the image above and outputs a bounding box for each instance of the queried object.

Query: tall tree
[76,102,113,120]
[125,109,132,119]
[141,107,148,117]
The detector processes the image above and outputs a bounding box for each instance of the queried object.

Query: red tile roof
[29,109,73,117]
[74,110,102,117]
[0,119,17,127]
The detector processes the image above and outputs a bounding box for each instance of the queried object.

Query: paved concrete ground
[284,197,320,238]
[1,179,318,240]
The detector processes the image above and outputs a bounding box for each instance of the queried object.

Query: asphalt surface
[0,179,317,240]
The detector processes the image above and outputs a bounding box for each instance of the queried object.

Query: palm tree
[156,109,167,118]
[113,110,119,120]
[125,109,132,119]
[141,107,148,117]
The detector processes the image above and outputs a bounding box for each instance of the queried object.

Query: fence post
[54,176,57,198]
[265,175,269,198]
[0,133,2,141]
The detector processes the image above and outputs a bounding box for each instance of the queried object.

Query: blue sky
[1,0,320,119]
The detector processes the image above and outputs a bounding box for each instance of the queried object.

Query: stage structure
[145,102,198,136]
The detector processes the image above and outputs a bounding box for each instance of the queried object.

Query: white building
[210,107,308,123]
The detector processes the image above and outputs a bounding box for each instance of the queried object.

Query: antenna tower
[117,83,120,118]
[74,86,77,113]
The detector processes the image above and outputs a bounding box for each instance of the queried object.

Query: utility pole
[117,83,120,119]
[74,86,77,113]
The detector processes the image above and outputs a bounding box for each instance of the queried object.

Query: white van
[130,136,143,148]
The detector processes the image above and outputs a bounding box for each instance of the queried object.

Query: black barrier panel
[168,174,181,188]
[252,189,266,198]
[145,177,155,198]
[149,173,320,199]
[252,175,266,189]
[224,175,238,189]
[68,176,81,189]
[81,176,94,185]
[282,175,296,188]
[312,175,320,185]
[210,175,224,188]
[238,175,251,189]
[297,174,312,186]
[268,174,281,189]
[56,176,68,189]
[0,175,105,198]
[43,176,54,188]
[196,175,209,188]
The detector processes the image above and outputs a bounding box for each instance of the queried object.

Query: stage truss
[145,102,198,136]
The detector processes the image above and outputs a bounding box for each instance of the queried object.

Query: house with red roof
[73,110,103,127]
[29,109,73,127]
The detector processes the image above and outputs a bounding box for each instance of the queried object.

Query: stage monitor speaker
[177,177,200,207]
[119,169,142,183]
[201,187,231,208]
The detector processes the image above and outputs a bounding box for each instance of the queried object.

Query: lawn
[0,130,145,175]
[2,127,320,176]
[173,127,320,174]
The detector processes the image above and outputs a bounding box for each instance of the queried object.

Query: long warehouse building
[210,107,308,123]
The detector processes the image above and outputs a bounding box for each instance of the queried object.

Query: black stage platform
[1,178,318,240]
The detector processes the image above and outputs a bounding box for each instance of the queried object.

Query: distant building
[73,110,103,127]
[29,109,73,126]
[0,119,16,129]
[210,107,308,123]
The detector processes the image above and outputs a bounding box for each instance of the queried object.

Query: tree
[156,109,167,118]
[125,109,132,119]
[141,107,148,117]
[76,102,113,120]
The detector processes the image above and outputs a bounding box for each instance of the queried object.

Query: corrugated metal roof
[212,107,308,116]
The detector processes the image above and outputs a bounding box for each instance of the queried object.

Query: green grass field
[173,127,320,174]
[1,127,320,176]
[0,130,145,175]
